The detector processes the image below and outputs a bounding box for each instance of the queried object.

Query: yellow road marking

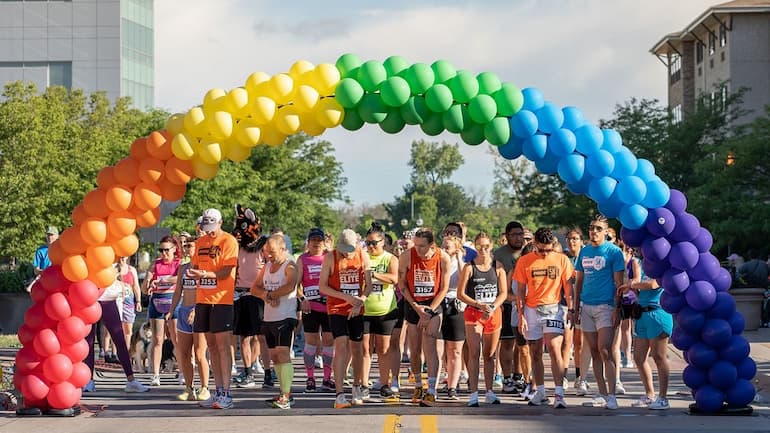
[383,414,401,433]
[420,415,438,433]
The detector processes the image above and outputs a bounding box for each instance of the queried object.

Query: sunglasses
[158,247,173,253]
[588,225,606,232]
[475,243,493,250]
[365,239,382,247]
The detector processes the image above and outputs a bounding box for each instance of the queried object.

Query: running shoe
[648,397,670,410]
[411,387,424,404]
[485,390,501,405]
[631,396,654,408]
[271,394,292,410]
[467,391,480,407]
[321,379,335,392]
[233,369,248,384]
[420,392,437,407]
[371,379,382,391]
[334,393,352,409]
[231,364,238,376]
[360,386,371,401]
[263,372,275,389]
[503,377,516,393]
[213,394,233,409]
[306,377,316,392]
[582,395,607,408]
[390,378,400,393]
[125,379,149,393]
[150,375,161,386]
[253,361,265,375]
[575,379,589,396]
[352,386,364,405]
[615,381,626,395]
[520,383,532,399]
[605,394,619,410]
[513,377,526,393]
[175,386,195,400]
[197,387,211,402]
[458,370,469,386]
[199,393,216,408]
[553,393,567,409]
[237,374,258,388]
[621,359,635,369]
[265,395,296,406]
[493,374,503,389]
[527,389,547,406]
[439,371,448,385]
[447,388,459,401]
[380,385,395,398]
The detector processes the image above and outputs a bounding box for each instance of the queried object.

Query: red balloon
[68,362,92,388]
[15,347,42,374]
[13,372,26,391]
[42,354,74,384]
[40,266,68,293]
[73,301,102,325]
[57,316,89,346]
[33,329,61,357]
[67,279,99,309]
[29,280,48,304]
[17,324,36,346]
[24,304,55,331]
[44,292,72,321]
[21,373,50,402]
[47,381,79,410]
[60,340,89,363]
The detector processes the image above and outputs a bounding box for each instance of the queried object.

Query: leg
[597,325,618,395]
[176,332,195,387]
[240,335,254,371]
[583,330,607,395]
[445,340,463,390]
[612,322,622,383]
[100,301,136,380]
[333,336,350,394]
[361,332,372,387]
[528,338,544,388]
[545,333,565,388]
[150,318,164,377]
[561,324,574,380]
[482,330,501,392]
[499,339,515,379]
[205,332,221,389]
[465,324,482,394]
[193,332,210,389]
[633,337,654,398]
[423,331,440,394]
[406,324,423,387]
[122,322,133,351]
[214,331,234,389]
[386,326,403,387]
[620,318,632,366]
[650,335,670,398]
[375,334,392,388]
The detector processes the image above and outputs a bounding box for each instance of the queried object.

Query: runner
[513,228,574,408]
[399,228,451,407]
[564,227,591,396]
[439,234,466,401]
[319,229,373,408]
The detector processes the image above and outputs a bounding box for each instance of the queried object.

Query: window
[670,55,681,84]
[709,32,716,55]
[720,85,728,111]
[698,66,702,77]
[48,62,71,89]
[672,104,682,124]
[696,42,704,63]
[719,23,727,47]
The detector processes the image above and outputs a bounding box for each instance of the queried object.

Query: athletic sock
[575,368,581,379]
[277,362,294,395]
[322,346,334,381]
[303,344,317,379]
[427,376,437,394]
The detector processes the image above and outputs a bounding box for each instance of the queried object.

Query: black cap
[307,228,325,240]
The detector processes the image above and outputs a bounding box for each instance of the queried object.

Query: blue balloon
[557,154,586,184]
[522,133,547,160]
[641,235,671,262]
[678,305,707,334]
[534,149,559,175]
[719,335,750,363]
[662,268,690,294]
[498,135,524,160]
[535,102,564,134]
[689,253,721,281]
[645,207,676,237]
[642,179,671,209]
[611,148,638,179]
[660,290,687,314]
[670,241,700,271]
[588,176,617,203]
[665,189,687,214]
[601,128,623,154]
[549,128,577,156]
[702,318,733,347]
[728,311,745,335]
[726,379,756,407]
[735,357,756,380]
[575,124,603,155]
[642,256,670,279]
[634,158,656,181]
[619,204,648,230]
[562,106,585,130]
[672,326,699,351]
[708,361,738,390]
[620,226,648,248]
[687,342,719,369]
[683,365,708,390]
[692,228,714,253]
[670,212,701,243]
[509,110,538,138]
[686,280,717,311]
[586,149,615,178]
[695,385,725,412]
[598,191,624,219]
[615,175,647,205]
[521,87,545,111]
[713,267,733,292]
[566,169,593,195]
[706,292,736,320]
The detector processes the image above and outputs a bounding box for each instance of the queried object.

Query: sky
[154,0,718,208]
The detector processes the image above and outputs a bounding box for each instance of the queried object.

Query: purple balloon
[688,253,722,281]
[683,365,708,390]
[708,360,738,390]
[726,379,755,407]
[645,207,676,237]
[686,280,717,311]
[662,268,690,294]
[620,226,648,248]
[702,318,733,347]
[728,311,745,335]
[669,241,700,271]
[642,256,670,279]
[692,228,714,253]
[706,292,736,320]
[719,335,750,363]
[713,267,733,292]
[665,189,687,214]
[641,236,671,262]
[736,357,756,380]
[670,212,701,243]
[687,342,719,369]
[678,305,706,334]
[671,325,699,351]
[661,290,687,313]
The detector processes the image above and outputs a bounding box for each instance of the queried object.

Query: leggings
[85,300,134,378]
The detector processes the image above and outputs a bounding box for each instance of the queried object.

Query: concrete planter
[0,292,32,335]
[729,288,765,331]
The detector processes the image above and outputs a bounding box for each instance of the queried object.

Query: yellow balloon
[275,106,301,135]
[314,63,342,96]
[252,96,277,125]
[245,71,270,96]
[293,84,320,113]
[195,138,223,165]
[234,119,261,147]
[316,97,345,128]
[183,106,207,137]
[203,88,227,112]
[266,73,294,105]
[171,133,196,160]
[222,138,251,162]
[209,111,234,140]
[191,158,219,180]
[300,112,326,136]
[225,87,250,117]
[289,60,315,81]
[165,113,185,136]
[260,126,287,147]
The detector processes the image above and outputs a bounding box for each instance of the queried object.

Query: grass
[0,335,20,349]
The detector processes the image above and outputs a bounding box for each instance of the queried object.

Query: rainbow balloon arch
[16,54,755,414]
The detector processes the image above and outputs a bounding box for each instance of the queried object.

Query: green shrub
[0,262,34,293]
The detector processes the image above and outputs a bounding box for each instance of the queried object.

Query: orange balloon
[89,265,117,289]
[96,167,117,189]
[164,157,195,185]
[113,158,141,187]
[59,227,87,255]
[107,211,136,239]
[146,130,173,161]
[133,183,162,211]
[48,240,66,265]
[157,177,187,201]
[71,204,89,226]
[134,207,160,228]
[85,244,116,270]
[80,217,107,246]
[111,234,139,257]
[82,189,110,218]
[138,157,164,184]
[62,254,88,282]
[105,185,133,212]
[129,137,150,160]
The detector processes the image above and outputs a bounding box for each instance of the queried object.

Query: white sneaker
[459,370,469,385]
[576,379,589,396]
[649,397,670,410]
[621,360,635,369]
[253,361,265,375]
[562,378,570,390]
[390,378,400,393]
[632,396,654,408]
[553,393,567,409]
[199,393,216,408]
[615,381,626,395]
[582,395,607,407]
[125,379,149,393]
[351,385,363,405]
[485,390,501,404]
[231,364,238,376]
[150,375,161,386]
[467,391,480,407]
[528,389,547,406]
[606,394,619,410]
[520,383,532,399]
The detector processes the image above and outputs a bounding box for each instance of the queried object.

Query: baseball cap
[200,208,222,232]
[337,229,357,254]
[46,226,59,235]
[307,228,325,240]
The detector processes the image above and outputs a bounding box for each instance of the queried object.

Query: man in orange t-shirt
[512,227,573,408]
[187,208,238,410]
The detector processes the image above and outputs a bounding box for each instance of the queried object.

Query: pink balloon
[47,381,79,410]
[15,347,42,374]
[60,340,89,364]
[21,373,50,402]
[29,280,48,304]
[68,362,92,388]
[40,266,68,293]
[44,292,72,321]
[67,280,99,309]
[73,301,102,325]
[33,329,61,358]
[57,316,88,345]
[42,354,74,384]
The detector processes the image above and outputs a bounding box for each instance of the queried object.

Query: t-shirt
[364,251,397,316]
[150,258,180,295]
[33,244,51,271]
[493,244,523,275]
[192,232,238,305]
[575,242,625,306]
[513,252,573,308]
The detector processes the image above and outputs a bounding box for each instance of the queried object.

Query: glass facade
[120,0,154,109]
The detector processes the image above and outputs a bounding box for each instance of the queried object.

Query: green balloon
[442,104,469,134]
[484,116,511,146]
[448,70,479,104]
[341,108,364,131]
[335,78,365,109]
[380,108,406,134]
[477,72,502,95]
[431,60,456,84]
[380,76,412,108]
[400,96,429,125]
[384,56,409,77]
[420,111,445,136]
[468,94,497,124]
[357,60,388,92]
[357,93,388,124]
[424,84,454,113]
[404,63,435,95]
[336,53,362,79]
[493,82,524,117]
[460,121,485,145]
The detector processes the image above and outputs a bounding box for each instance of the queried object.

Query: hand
[572,309,581,326]
[349,295,365,308]
[348,304,363,319]
[187,310,195,325]
[518,315,528,335]
[479,303,492,315]
[135,304,142,313]
[186,268,206,279]
[164,312,172,321]
[300,298,311,314]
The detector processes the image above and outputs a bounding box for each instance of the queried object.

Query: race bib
[341,284,359,296]
[413,269,435,297]
[340,270,360,296]
[473,283,497,304]
[371,282,384,294]
[200,277,217,290]
[304,285,321,300]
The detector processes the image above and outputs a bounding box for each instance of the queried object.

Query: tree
[408,139,464,190]
[0,82,166,260]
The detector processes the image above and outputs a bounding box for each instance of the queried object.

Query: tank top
[262,259,297,322]
[150,258,180,295]
[121,266,135,287]
[365,251,397,317]
[406,247,442,302]
[327,249,365,316]
[179,262,198,306]
[465,260,499,305]
[445,254,462,299]
[300,252,326,313]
